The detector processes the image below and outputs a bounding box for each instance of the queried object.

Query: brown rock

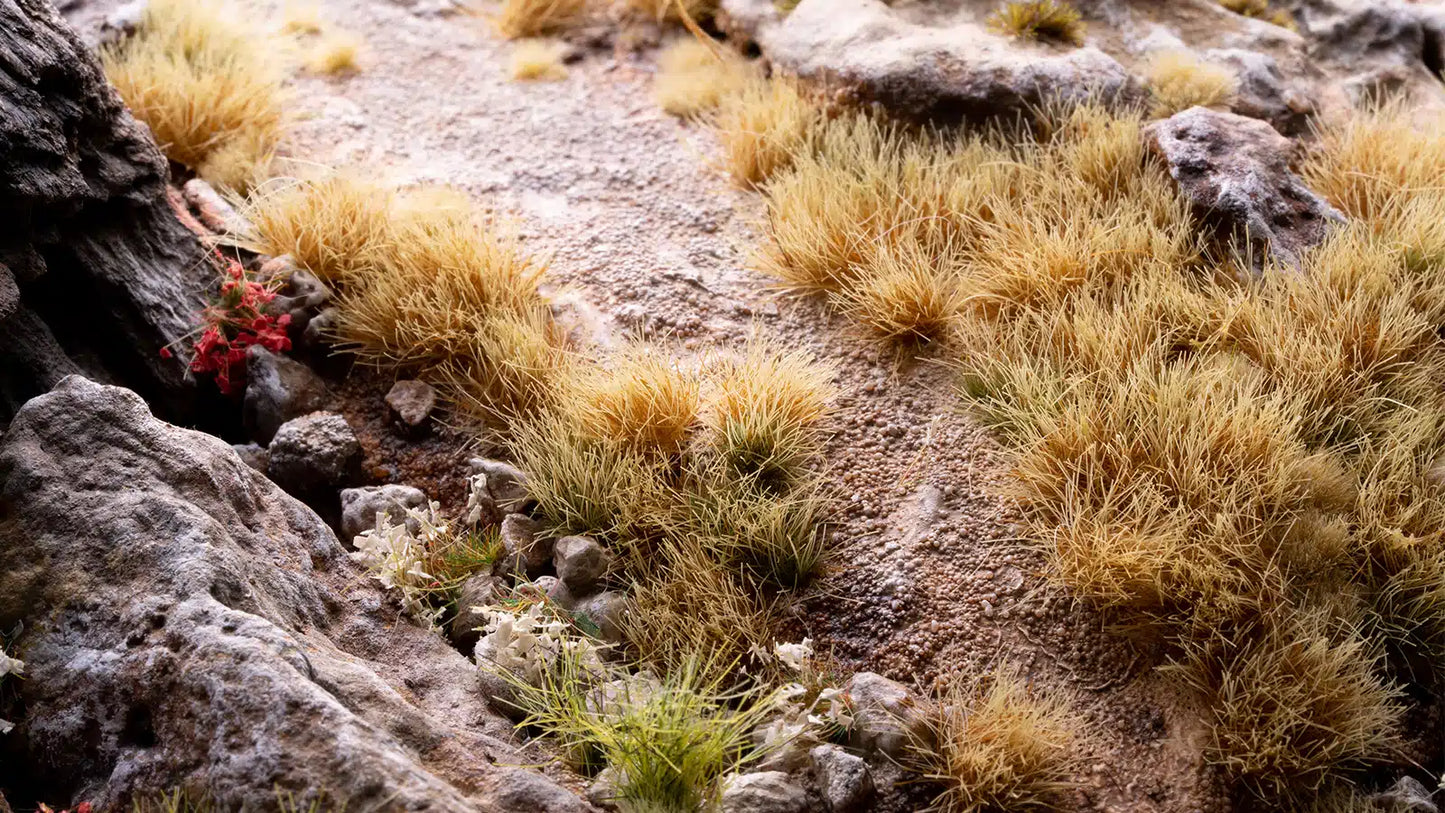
[386,379,438,433]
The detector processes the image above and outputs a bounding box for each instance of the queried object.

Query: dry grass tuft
[1143,51,1237,118]
[101,0,288,193]
[988,0,1085,46]
[567,346,701,453]
[240,172,397,284]
[1302,105,1445,222]
[306,32,362,75]
[280,2,323,34]
[1219,0,1295,29]
[654,39,754,118]
[495,0,588,39]
[910,669,1080,813]
[624,0,717,24]
[510,39,569,81]
[715,76,823,189]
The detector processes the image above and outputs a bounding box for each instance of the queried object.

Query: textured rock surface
[339,483,428,542]
[553,535,610,594]
[1203,48,1313,135]
[718,771,809,813]
[843,672,931,759]
[266,411,366,498]
[0,0,206,424]
[500,512,550,577]
[811,745,873,813]
[719,0,1135,124]
[1144,106,1343,269]
[0,376,590,811]
[386,379,439,432]
[449,573,501,655]
[243,346,331,445]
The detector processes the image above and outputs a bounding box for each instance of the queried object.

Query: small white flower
[0,649,24,679]
[773,638,814,673]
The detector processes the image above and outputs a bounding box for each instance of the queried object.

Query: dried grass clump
[280,2,323,34]
[495,0,588,39]
[101,0,288,192]
[988,0,1085,46]
[510,39,569,81]
[910,669,1080,813]
[567,346,701,453]
[715,76,824,189]
[1219,0,1295,29]
[306,32,362,75]
[706,339,835,488]
[1143,51,1237,118]
[1303,105,1445,222]
[240,173,397,284]
[624,0,717,24]
[655,39,754,118]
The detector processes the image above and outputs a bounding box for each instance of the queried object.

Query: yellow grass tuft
[101,0,288,193]
[715,76,823,189]
[306,32,362,75]
[1302,105,1445,222]
[495,0,588,39]
[839,242,968,347]
[624,0,717,23]
[240,172,397,284]
[1143,51,1237,118]
[909,669,1080,813]
[988,0,1085,46]
[654,39,754,118]
[510,39,569,81]
[1219,0,1295,29]
[566,346,702,453]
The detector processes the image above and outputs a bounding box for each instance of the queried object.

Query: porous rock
[0,0,208,424]
[339,483,428,542]
[844,672,932,759]
[811,744,873,813]
[1203,48,1314,135]
[0,376,586,811]
[243,346,330,445]
[266,411,365,498]
[718,0,1135,124]
[231,442,269,473]
[718,771,808,813]
[1143,107,1343,270]
[554,535,610,594]
[386,379,438,432]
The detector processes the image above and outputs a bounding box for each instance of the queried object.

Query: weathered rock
[449,573,501,655]
[546,577,580,611]
[231,442,269,473]
[586,766,621,810]
[718,0,1135,124]
[386,379,438,433]
[243,346,330,445]
[269,267,333,345]
[303,304,340,348]
[500,513,551,577]
[1143,107,1343,270]
[811,744,873,813]
[469,458,532,514]
[1203,48,1314,135]
[554,535,610,594]
[181,178,249,236]
[0,265,16,323]
[0,376,586,811]
[719,771,808,813]
[844,672,932,759]
[1371,776,1439,813]
[0,0,207,425]
[575,591,628,645]
[339,483,428,542]
[266,411,365,499]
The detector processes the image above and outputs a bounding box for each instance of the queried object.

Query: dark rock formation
[0,0,207,427]
[0,376,590,811]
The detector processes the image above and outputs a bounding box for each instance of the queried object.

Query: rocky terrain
[4,0,1445,811]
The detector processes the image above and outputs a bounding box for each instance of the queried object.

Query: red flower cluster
[163,254,292,396]
[39,803,92,813]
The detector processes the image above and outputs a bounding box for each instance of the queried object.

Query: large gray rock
[339,483,428,542]
[0,0,207,424]
[553,535,610,594]
[266,411,365,498]
[843,672,932,759]
[1203,48,1314,135]
[718,771,808,813]
[811,744,873,813]
[718,0,1135,124]
[243,346,330,445]
[0,376,588,811]
[1144,107,1343,270]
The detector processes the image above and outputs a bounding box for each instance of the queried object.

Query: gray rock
[468,457,532,513]
[385,379,437,432]
[266,411,365,498]
[844,672,932,759]
[586,766,621,810]
[546,577,580,611]
[811,744,874,813]
[303,304,339,348]
[264,264,333,347]
[718,0,1135,124]
[1372,776,1438,813]
[339,484,427,542]
[1143,107,1344,270]
[231,442,269,473]
[500,513,550,577]
[719,771,808,813]
[1203,48,1314,135]
[0,263,16,322]
[575,590,628,644]
[448,572,500,655]
[0,376,583,810]
[554,535,611,594]
[181,178,249,236]
[243,346,329,445]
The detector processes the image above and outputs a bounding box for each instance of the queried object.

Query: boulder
[553,535,610,594]
[242,346,330,445]
[339,483,428,542]
[386,379,438,434]
[1203,48,1314,135]
[1143,107,1343,270]
[718,772,808,813]
[811,744,873,813]
[844,672,932,759]
[0,376,587,811]
[266,411,365,499]
[0,0,207,425]
[718,0,1135,124]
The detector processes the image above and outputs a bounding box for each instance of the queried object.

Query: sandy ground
[67,0,1227,808]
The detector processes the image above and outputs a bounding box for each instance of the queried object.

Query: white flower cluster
[0,645,23,735]
[772,638,855,734]
[351,501,449,628]
[476,603,602,684]
[463,473,491,527]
